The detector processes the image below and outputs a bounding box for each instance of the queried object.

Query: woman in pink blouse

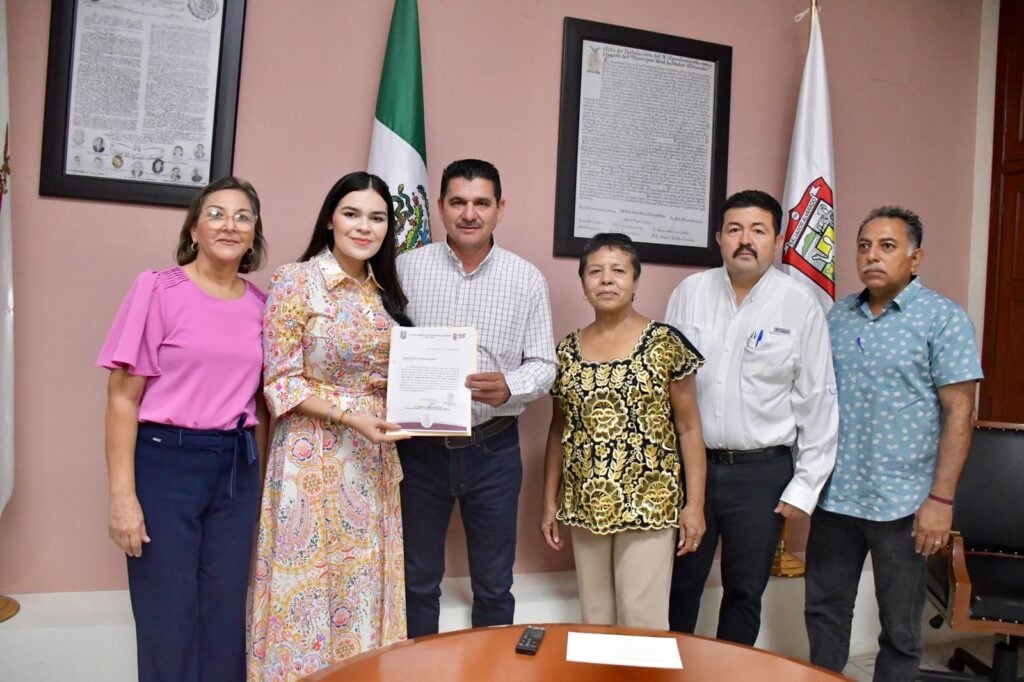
[247,172,410,680]
[97,177,268,682]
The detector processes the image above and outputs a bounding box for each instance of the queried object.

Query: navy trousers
[805,508,927,682]
[398,424,522,637]
[127,422,260,682]
[669,453,792,644]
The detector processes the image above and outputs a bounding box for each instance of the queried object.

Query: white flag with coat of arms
[782,3,836,311]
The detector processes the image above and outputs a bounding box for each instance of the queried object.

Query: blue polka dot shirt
[820,278,983,521]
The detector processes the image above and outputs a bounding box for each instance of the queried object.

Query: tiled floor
[843,636,1022,680]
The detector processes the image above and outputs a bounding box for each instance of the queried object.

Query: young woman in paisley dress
[540,232,707,629]
[247,172,411,681]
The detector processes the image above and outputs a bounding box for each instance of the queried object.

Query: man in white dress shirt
[664,189,838,645]
[396,159,556,637]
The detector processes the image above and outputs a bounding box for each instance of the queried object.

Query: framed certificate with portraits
[40,0,246,206]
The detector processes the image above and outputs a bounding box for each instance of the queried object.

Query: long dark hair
[299,172,411,326]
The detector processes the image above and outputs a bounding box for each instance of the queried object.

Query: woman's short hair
[175,176,266,273]
[577,232,641,280]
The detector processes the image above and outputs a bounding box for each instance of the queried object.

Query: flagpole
[771,0,817,581]
[773,0,834,579]
[0,0,14,615]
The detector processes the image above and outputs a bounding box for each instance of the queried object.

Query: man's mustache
[733,245,757,259]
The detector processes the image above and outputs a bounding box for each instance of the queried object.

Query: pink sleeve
[262,263,316,417]
[96,270,164,377]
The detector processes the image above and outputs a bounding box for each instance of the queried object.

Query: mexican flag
[781,2,836,311]
[368,0,431,253]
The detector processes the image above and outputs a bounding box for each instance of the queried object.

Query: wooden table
[302,623,848,681]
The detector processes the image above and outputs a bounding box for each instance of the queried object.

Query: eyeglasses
[202,207,257,229]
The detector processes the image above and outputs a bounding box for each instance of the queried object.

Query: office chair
[917,421,1024,682]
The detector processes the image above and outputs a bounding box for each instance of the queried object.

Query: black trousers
[398,424,522,637]
[669,453,792,645]
[805,508,926,681]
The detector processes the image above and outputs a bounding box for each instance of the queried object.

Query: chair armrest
[947,532,976,630]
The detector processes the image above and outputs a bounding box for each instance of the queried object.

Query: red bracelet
[928,493,954,506]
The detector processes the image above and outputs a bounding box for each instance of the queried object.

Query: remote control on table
[515,626,546,655]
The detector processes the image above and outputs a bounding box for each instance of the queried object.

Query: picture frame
[553,17,732,267]
[39,0,247,207]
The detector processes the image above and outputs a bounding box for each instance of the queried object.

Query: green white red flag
[368,0,431,253]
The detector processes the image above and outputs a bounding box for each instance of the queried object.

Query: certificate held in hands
[386,327,477,436]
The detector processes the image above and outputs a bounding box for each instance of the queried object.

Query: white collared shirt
[397,240,556,425]
[665,266,838,513]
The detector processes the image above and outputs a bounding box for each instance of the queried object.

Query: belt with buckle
[442,416,518,449]
[706,445,792,465]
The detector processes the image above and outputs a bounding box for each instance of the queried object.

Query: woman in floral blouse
[540,232,707,629]
[247,172,411,681]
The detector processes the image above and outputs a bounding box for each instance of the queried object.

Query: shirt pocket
[741,333,795,382]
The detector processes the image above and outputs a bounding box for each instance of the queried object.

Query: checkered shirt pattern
[397,241,556,425]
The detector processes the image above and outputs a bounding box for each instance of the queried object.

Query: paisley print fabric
[247,250,405,681]
[551,322,702,535]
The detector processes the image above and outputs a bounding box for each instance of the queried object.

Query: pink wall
[0,0,982,593]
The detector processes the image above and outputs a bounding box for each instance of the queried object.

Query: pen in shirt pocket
[856,336,865,353]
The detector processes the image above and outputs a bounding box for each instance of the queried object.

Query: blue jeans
[127,422,259,682]
[398,424,522,637]
[669,453,792,644]
[804,508,927,682]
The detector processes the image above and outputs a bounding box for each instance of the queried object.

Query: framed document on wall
[554,18,732,267]
[39,0,246,207]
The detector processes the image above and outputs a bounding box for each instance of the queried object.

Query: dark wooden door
[980,0,1024,421]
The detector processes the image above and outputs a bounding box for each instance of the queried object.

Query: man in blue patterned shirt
[804,206,983,681]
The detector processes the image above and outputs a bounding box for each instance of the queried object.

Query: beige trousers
[570,526,676,629]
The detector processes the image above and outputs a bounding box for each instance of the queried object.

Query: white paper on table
[385,326,476,436]
[565,632,683,669]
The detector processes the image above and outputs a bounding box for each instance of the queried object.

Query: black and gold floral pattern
[551,322,703,534]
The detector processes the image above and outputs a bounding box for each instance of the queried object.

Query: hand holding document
[386,327,477,436]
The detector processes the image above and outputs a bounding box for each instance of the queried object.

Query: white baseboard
[0,560,974,681]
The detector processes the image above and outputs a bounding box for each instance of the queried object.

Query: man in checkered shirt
[396,158,556,637]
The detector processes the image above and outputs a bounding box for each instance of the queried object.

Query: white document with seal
[386,327,476,436]
[565,632,683,669]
